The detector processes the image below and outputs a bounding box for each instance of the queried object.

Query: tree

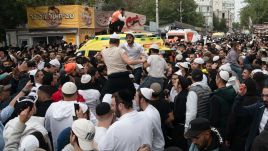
[240,0,268,27]
[232,22,240,31]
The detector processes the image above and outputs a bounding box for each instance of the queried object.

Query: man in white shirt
[45,82,88,151]
[135,88,165,151]
[120,33,146,84]
[98,90,153,151]
[140,44,168,89]
[185,69,211,133]
[94,102,114,147]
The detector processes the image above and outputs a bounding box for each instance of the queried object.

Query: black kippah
[96,102,111,116]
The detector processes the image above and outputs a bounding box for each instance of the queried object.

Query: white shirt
[144,105,165,151]
[169,87,178,103]
[98,110,153,151]
[45,101,87,151]
[94,126,108,146]
[147,54,168,78]
[259,108,268,132]
[120,42,145,69]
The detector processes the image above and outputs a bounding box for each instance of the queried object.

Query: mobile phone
[74,103,79,114]
[30,75,35,86]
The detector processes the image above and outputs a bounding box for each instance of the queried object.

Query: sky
[235,0,247,22]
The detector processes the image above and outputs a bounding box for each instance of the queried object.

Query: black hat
[15,95,37,114]
[96,102,111,116]
[184,118,210,139]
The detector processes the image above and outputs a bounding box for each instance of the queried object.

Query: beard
[115,106,121,118]
[264,101,268,108]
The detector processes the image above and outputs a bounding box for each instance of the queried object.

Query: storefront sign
[95,11,146,32]
[27,5,95,29]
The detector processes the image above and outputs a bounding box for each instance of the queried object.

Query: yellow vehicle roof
[78,33,170,53]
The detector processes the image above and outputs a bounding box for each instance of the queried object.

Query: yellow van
[76,33,171,57]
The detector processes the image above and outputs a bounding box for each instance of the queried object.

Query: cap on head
[149,44,159,50]
[72,119,95,150]
[140,88,154,100]
[184,118,210,139]
[150,82,162,95]
[110,33,120,40]
[219,70,230,82]
[81,74,91,84]
[49,59,61,68]
[102,94,112,105]
[213,56,220,62]
[64,63,76,75]
[126,32,135,38]
[194,58,204,65]
[62,82,77,95]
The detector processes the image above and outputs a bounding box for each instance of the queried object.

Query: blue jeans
[133,67,143,84]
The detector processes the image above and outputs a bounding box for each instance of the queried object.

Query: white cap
[72,119,95,151]
[77,64,84,69]
[251,69,263,76]
[194,58,204,64]
[81,74,91,84]
[49,59,61,68]
[129,74,134,79]
[174,70,183,76]
[213,56,220,62]
[140,88,154,100]
[78,89,100,103]
[62,82,77,94]
[219,70,230,81]
[19,135,39,151]
[219,63,232,72]
[186,58,191,62]
[110,33,120,39]
[175,54,183,61]
[126,32,135,38]
[28,69,38,76]
[102,94,112,105]
[150,43,159,50]
[178,62,189,69]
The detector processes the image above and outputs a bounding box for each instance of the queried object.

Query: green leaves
[240,0,268,27]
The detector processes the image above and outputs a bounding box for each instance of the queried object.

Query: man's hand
[238,84,247,96]
[19,106,35,123]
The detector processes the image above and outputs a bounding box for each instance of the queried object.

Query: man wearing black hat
[185,118,228,151]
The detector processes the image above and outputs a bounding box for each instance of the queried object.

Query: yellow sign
[65,34,76,45]
[27,5,94,29]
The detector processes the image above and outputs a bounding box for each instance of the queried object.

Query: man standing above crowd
[101,33,145,97]
[109,8,125,33]
[120,33,146,84]
[140,44,168,89]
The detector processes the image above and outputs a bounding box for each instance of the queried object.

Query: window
[222,13,225,19]
[207,7,209,12]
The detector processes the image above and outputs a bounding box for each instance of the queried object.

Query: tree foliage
[240,0,268,27]
[213,13,227,32]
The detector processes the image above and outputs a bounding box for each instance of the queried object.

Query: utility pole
[156,0,159,30]
[179,1,183,22]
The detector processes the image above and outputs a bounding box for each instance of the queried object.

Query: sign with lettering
[27,5,95,29]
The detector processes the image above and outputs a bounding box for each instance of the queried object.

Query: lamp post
[156,0,159,30]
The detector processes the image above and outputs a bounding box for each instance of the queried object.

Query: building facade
[195,0,213,31]
[213,0,235,30]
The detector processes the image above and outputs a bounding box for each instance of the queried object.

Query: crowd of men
[0,31,267,151]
